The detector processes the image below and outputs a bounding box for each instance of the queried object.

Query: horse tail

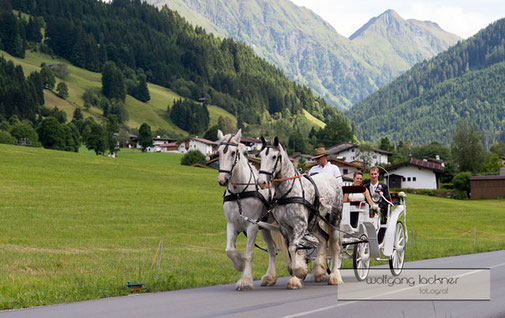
[270,224,289,263]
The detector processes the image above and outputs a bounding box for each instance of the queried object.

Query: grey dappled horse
[257,137,344,289]
[217,129,285,290]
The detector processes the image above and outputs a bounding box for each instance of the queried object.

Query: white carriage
[340,185,408,281]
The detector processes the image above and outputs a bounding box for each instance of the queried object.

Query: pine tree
[138,123,153,152]
[101,61,125,101]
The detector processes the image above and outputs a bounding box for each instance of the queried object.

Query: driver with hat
[299,147,343,249]
[308,147,343,184]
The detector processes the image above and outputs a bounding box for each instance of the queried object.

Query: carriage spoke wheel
[353,234,370,281]
[389,221,406,276]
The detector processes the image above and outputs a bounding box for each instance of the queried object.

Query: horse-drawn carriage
[303,185,407,281]
[336,185,407,280]
[217,130,407,290]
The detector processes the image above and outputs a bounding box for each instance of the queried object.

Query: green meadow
[0,49,237,135]
[1,144,504,309]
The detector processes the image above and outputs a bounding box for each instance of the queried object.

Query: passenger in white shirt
[308,147,343,184]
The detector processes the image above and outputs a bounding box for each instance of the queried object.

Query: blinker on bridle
[218,134,240,175]
[259,144,281,177]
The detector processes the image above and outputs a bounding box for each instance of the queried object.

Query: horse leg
[313,228,328,283]
[259,228,278,286]
[236,224,258,290]
[328,226,343,285]
[225,223,244,272]
[279,227,293,276]
[287,223,308,289]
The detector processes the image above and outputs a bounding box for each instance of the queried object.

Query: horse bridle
[258,145,282,181]
[218,134,241,176]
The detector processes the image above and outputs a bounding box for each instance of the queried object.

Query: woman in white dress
[344,171,376,207]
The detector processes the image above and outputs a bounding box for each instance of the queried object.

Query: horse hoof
[287,276,302,289]
[293,267,308,280]
[328,272,343,285]
[236,278,254,291]
[261,274,277,286]
[314,272,326,283]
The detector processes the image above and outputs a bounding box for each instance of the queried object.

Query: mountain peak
[349,9,404,40]
[380,9,402,20]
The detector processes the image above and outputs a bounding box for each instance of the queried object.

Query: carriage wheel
[389,221,406,276]
[352,234,370,281]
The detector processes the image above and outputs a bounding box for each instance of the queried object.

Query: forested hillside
[6,0,346,134]
[349,18,505,146]
[148,1,459,109]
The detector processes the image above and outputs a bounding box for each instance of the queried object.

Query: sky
[290,0,505,39]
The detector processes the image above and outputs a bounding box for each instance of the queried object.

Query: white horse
[257,137,344,289]
[217,129,285,290]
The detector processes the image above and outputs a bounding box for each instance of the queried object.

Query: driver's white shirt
[309,162,343,184]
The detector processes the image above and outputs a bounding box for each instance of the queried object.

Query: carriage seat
[342,185,366,194]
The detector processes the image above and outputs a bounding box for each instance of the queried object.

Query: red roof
[178,137,217,146]
[387,157,445,173]
[193,137,217,145]
[327,142,394,156]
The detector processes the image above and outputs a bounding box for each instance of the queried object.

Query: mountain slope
[350,10,461,73]
[9,0,347,140]
[348,18,505,146]
[148,1,460,109]
[1,49,236,136]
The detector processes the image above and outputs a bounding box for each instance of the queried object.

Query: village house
[142,136,178,153]
[469,168,505,199]
[306,158,362,184]
[290,152,313,165]
[385,157,445,189]
[114,132,138,148]
[177,137,217,157]
[240,137,262,152]
[200,154,261,171]
[326,142,393,166]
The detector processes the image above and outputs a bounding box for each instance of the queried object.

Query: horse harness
[219,135,273,252]
[257,146,335,244]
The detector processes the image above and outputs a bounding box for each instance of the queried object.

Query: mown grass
[303,109,325,128]
[0,49,236,135]
[1,144,504,309]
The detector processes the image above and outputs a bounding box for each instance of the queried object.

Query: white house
[143,136,178,152]
[385,157,445,189]
[327,142,392,166]
[307,158,362,185]
[177,137,217,156]
[240,137,262,152]
[153,136,177,146]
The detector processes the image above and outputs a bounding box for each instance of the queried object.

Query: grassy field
[1,144,504,309]
[0,49,236,135]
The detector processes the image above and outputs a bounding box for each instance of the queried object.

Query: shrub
[0,130,16,144]
[453,171,472,193]
[181,150,206,166]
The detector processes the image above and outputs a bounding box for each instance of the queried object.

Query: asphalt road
[2,250,504,318]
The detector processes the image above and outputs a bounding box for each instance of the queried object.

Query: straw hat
[311,147,327,159]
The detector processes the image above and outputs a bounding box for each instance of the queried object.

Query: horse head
[217,129,243,186]
[257,136,284,189]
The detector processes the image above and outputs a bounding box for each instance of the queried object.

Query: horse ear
[234,129,242,143]
[217,129,224,141]
[273,136,279,148]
